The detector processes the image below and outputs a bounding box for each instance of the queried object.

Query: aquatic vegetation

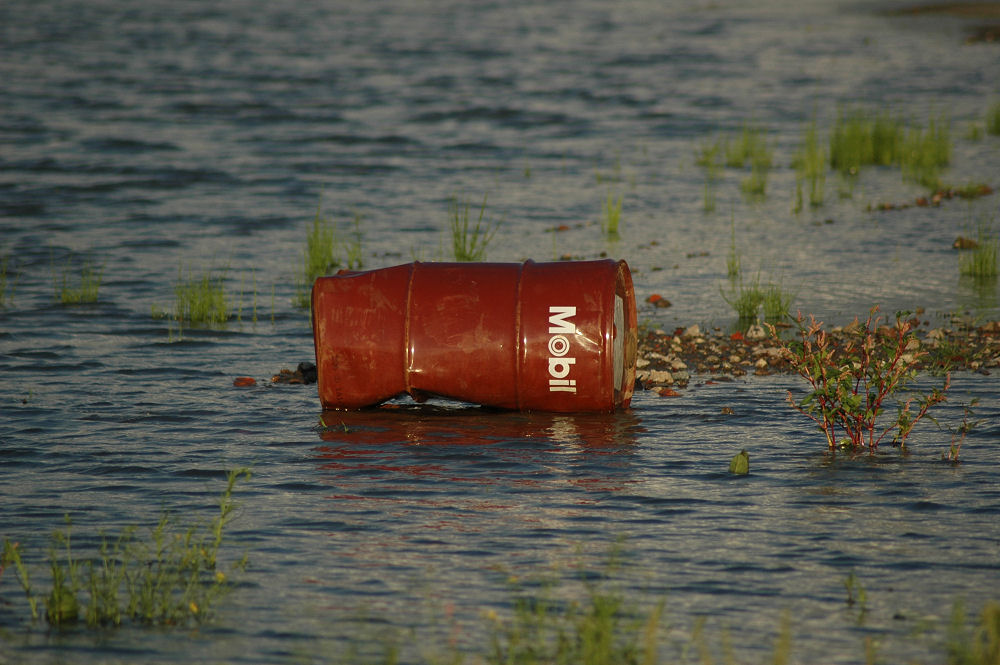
[958,218,998,279]
[986,101,1000,136]
[344,211,365,270]
[723,122,772,200]
[0,469,250,628]
[57,260,103,305]
[721,275,764,325]
[772,307,949,454]
[726,217,741,280]
[792,117,826,211]
[948,601,1000,665]
[173,268,229,327]
[294,207,340,308]
[722,274,792,325]
[695,137,723,212]
[761,281,794,322]
[601,190,623,236]
[900,113,951,189]
[449,193,499,262]
[486,548,659,665]
[724,122,770,169]
[829,107,904,177]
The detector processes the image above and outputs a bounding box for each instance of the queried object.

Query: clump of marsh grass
[695,137,723,212]
[173,268,229,328]
[449,193,499,262]
[793,117,826,211]
[723,122,772,199]
[486,546,660,665]
[722,273,794,326]
[726,215,741,281]
[900,113,951,189]
[947,600,1000,665]
[829,107,904,177]
[986,101,1000,136]
[959,218,999,279]
[601,190,623,236]
[1,469,251,628]
[56,260,104,305]
[294,207,340,308]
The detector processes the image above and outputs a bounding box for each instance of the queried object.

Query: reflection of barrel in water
[315,406,646,493]
[316,405,644,449]
[311,259,637,412]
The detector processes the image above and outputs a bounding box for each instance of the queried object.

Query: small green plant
[486,550,659,665]
[829,107,904,177]
[295,207,340,308]
[721,274,764,324]
[959,218,999,279]
[986,101,1000,136]
[844,571,868,623]
[773,307,949,454]
[344,211,365,270]
[761,281,794,322]
[449,193,499,262]
[793,117,826,211]
[57,261,103,304]
[725,122,769,168]
[173,268,229,328]
[601,190,623,236]
[722,274,792,325]
[900,113,951,189]
[943,399,981,463]
[948,601,1000,665]
[726,216,741,280]
[724,122,772,199]
[696,137,723,212]
[1,469,250,628]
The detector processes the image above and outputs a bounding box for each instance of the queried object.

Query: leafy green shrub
[772,307,949,453]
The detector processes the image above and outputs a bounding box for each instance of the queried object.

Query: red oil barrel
[311,259,636,412]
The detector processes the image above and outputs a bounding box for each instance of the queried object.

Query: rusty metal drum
[311,259,636,412]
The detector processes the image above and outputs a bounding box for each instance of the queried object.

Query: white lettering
[548,306,576,334]
[548,335,570,357]
[547,307,577,394]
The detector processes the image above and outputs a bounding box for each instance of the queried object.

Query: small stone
[744,324,767,341]
[755,358,769,369]
[644,370,674,385]
[683,324,701,339]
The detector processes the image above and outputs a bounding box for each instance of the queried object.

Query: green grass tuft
[57,261,103,305]
[601,191,623,236]
[986,101,1000,136]
[959,218,999,279]
[173,269,229,327]
[294,207,340,308]
[449,193,499,262]
[793,117,826,211]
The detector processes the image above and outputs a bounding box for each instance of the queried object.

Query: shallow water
[2,0,1000,663]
